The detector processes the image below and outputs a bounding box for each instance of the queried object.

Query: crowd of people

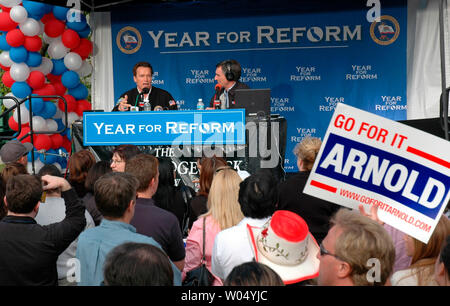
[0,137,449,287]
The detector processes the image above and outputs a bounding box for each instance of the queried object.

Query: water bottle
[143,101,151,111]
[196,98,204,110]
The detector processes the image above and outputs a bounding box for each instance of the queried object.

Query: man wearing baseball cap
[0,140,33,167]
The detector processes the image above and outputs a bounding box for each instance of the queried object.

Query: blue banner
[110,0,407,172]
[83,109,245,146]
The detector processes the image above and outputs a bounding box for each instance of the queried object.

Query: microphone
[213,83,222,109]
[154,105,163,111]
[138,87,150,108]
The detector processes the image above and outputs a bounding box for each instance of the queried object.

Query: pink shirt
[182,215,223,286]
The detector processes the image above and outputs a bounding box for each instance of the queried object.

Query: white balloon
[63,112,79,127]
[37,20,45,36]
[19,18,41,37]
[0,51,14,67]
[10,62,30,82]
[9,5,28,23]
[46,119,58,132]
[13,104,30,124]
[48,40,69,60]
[64,52,82,71]
[42,33,58,45]
[0,0,22,8]
[28,159,44,174]
[31,57,53,76]
[53,107,63,119]
[2,92,19,109]
[75,60,93,77]
[32,116,47,132]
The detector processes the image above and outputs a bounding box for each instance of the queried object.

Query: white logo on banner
[375,96,406,111]
[151,71,164,85]
[290,66,321,82]
[346,64,378,80]
[186,69,214,84]
[290,128,318,143]
[319,97,344,112]
[241,67,267,83]
[271,97,294,113]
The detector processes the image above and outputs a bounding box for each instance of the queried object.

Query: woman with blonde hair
[391,215,450,286]
[182,166,244,286]
[277,137,339,244]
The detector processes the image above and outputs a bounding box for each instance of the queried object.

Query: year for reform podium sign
[304,103,450,243]
[83,109,245,146]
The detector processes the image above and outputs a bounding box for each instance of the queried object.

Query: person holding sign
[208,59,249,109]
[113,62,178,112]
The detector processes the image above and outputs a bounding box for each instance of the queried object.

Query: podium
[72,113,287,186]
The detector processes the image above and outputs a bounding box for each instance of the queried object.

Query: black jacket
[209,81,250,108]
[112,87,177,111]
[0,189,86,286]
[277,171,340,244]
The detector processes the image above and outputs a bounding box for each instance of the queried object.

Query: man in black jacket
[0,174,86,286]
[209,59,250,109]
[113,62,177,112]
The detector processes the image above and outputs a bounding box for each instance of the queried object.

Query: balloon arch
[0,0,93,173]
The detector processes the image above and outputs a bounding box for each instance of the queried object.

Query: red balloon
[0,63,10,71]
[17,126,31,143]
[62,29,80,49]
[2,70,15,88]
[50,133,63,149]
[58,94,76,112]
[6,28,25,47]
[8,115,19,131]
[52,81,67,96]
[0,5,11,12]
[75,99,92,116]
[44,19,66,38]
[46,73,61,83]
[62,136,72,152]
[34,134,52,151]
[0,12,18,32]
[33,83,56,101]
[27,71,46,90]
[24,35,43,52]
[40,12,55,24]
[72,38,93,59]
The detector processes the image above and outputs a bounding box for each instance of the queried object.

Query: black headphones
[224,61,235,81]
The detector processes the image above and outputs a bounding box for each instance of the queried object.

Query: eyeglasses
[319,242,342,260]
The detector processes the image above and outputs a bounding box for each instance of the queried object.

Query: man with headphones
[209,59,249,109]
[113,62,178,112]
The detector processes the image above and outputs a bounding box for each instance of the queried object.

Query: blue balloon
[51,59,68,76]
[11,82,32,99]
[78,25,91,39]
[9,46,28,63]
[40,148,58,164]
[55,118,65,132]
[66,13,87,32]
[27,149,40,161]
[68,83,88,100]
[53,6,69,20]
[65,128,72,141]
[22,0,46,19]
[40,101,57,119]
[61,70,80,89]
[42,4,54,15]
[26,52,42,67]
[25,96,44,114]
[0,34,11,51]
